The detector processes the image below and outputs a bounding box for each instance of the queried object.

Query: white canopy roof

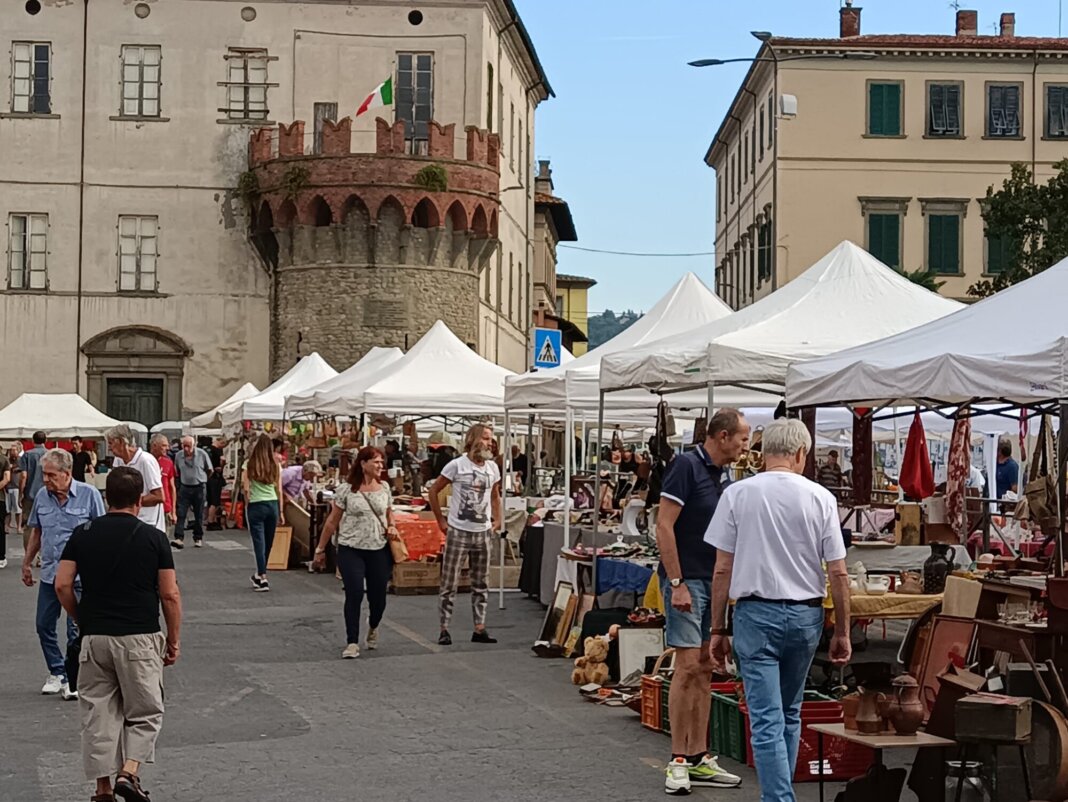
[786,255,1068,408]
[189,382,260,430]
[600,241,964,393]
[285,346,405,417]
[361,321,514,416]
[221,353,337,428]
[0,393,121,438]
[505,272,735,414]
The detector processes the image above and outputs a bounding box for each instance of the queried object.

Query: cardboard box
[955,693,1032,743]
[392,560,441,592]
[489,563,522,590]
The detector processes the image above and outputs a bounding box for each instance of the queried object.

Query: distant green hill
[587,309,640,349]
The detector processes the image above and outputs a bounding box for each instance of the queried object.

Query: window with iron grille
[8,213,48,290]
[986,84,1021,138]
[1047,85,1068,138]
[119,45,162,117]
[927,82,963,137]
[118,215,158,292]
[221,48,272,121]
[486,63,494,130]
[11,42,51,114]
[396,53,433,155]
[509,102,515,170]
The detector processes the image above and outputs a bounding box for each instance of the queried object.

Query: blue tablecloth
[596,557,655,595]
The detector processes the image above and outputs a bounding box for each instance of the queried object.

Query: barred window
[396,53,433,154]
[221,48,273,121]
[8,213,48,290]
[12,42,51,114]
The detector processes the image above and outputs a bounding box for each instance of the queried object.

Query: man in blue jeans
[21,448,105,700]
[657,408,749,795]
[706,419,852,802]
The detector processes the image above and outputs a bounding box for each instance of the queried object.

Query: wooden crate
[955,693,1032,743]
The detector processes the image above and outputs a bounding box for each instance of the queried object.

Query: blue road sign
[533,327,563,369]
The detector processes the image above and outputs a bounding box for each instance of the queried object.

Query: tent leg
[1057,402,1067,578]
[590,391,606,606]
[564,407,573,549]
[499,410,510,610]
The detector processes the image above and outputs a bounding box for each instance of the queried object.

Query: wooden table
[808,722,956,802]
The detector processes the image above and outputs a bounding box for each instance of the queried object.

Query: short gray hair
[761,418,812,458]
[105,424,136,446]
[181,435,194,446]
[41,448,73,473]
[150,433,169,448]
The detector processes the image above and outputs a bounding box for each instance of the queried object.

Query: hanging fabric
[900,411,935,500]
[945,407,972,538]
[1018,414,1058,533]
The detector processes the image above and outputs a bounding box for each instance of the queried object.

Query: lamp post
[691,44,877,298]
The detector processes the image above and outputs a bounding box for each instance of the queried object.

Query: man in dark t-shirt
[55,466,182,802]
[70,436,95,483]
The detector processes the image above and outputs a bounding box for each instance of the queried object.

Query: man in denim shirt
[21,448,105,699]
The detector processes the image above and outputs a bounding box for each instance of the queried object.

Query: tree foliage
[968,159,1068,298]
[901,268,945,292]
[588,309,640,349]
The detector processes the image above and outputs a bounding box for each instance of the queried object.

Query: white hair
[41,448,73,473]
[761,418,812,458]
[150,433,169,448]
[105,424,137,446]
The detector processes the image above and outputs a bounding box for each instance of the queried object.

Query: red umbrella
[900,412,934,500]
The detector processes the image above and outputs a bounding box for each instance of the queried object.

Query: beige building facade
[1,0,548,425]
[710,7,1068,309]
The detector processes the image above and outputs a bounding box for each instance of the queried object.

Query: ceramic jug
[855,687,884,735]
[923,543,956,593]
[885,674,924,735]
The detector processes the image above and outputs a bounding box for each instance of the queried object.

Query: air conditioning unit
[780,94,798,117]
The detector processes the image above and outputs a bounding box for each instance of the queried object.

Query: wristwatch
[669,577,682,588]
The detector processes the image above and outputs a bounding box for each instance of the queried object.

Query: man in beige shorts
[55,467,182,802]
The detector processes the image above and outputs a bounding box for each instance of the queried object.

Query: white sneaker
[342,643,360,659]
[41,674,64,694]
[0,559,7,569]
[688,754,742,788]
[366,628,379,650]
[61,683,78,701]
[664,757,692,795]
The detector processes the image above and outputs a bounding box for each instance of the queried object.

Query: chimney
[535,159,554,195]
[1000,12,1016,37]
[956,9,978,37]
[839,1,862,38]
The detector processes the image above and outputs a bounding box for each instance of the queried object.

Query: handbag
[360,489,408,563]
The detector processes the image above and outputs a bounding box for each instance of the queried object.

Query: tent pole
[590,391,606,606]
[499,409,510,610]
[579,411,586,473]
[893,411,904,502]
[526,413,535,496]
[1056,401,1067,578]
[564,407,573,549]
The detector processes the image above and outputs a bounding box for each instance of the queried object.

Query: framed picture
[538,581,575,646]
[917,615,978,715]
[618,627,665,681]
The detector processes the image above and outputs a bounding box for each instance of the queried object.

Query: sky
[514,0,1063,314]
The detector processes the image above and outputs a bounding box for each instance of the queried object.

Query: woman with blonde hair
[428,423,501,646]
[242,434,285,591]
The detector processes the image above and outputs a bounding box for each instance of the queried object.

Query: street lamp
[687,51,877,67]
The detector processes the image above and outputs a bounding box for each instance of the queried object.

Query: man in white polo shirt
[705,418,852,802]
[106,425,166,534]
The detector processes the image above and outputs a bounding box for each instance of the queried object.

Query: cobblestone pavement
[0,530,869,801]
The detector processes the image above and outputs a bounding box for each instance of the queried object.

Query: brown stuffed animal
[571,636,610,686]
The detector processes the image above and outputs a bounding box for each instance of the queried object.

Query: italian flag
[356,77,393,117]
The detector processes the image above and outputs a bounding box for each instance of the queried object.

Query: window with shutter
[928,214,961,274]
[985,231,1014,274]
[867,213,901,269]
[987,84,1021,138]
[868,82,901,136]
[928,83,962,137]
[1047,85,1068,138]
[759,107,765,160]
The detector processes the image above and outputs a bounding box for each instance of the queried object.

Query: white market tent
[0,393,121,438]
[505,272,740,415]
[189,382,260,430]
[361,320,514,416]
[600,241,964,395]
[221,353,337,430]
[786,255,1068,408]
[285,346,405,417]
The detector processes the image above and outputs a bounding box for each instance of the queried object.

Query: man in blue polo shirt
[657,408,750,796]
[21,448,105,700]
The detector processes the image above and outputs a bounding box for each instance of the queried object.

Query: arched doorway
[82,327,192,428]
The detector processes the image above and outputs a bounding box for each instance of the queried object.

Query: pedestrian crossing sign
[533,327,562,369]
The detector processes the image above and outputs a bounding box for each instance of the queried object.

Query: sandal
[114,772,150,802]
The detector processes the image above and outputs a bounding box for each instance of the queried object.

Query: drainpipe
[75,0,89,393]
[769,42,780,291]
[1031,49,1038,181]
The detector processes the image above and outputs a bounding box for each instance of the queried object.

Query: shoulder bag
[360,489,408,563]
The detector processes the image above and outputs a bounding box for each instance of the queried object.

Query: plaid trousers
[438,527,491,630]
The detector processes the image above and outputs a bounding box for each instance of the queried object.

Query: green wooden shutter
[868,213,900,269]
[869,84,885,135]
[987,232,1012,274]
[869,83,901,136]
[929,214,960,274]
[885,84,901,135]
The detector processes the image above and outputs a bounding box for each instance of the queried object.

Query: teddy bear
[571,636,610,686]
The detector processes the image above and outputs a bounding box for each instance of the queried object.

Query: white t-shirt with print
[112,448,167,533]
[441,455,500,533]
[704,471,847,601]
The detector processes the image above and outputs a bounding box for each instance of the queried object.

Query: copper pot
[841,692,860,731]
[885,674,924,735]
[855,688,884,735]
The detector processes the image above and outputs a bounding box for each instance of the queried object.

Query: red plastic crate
[741,699,874,782]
